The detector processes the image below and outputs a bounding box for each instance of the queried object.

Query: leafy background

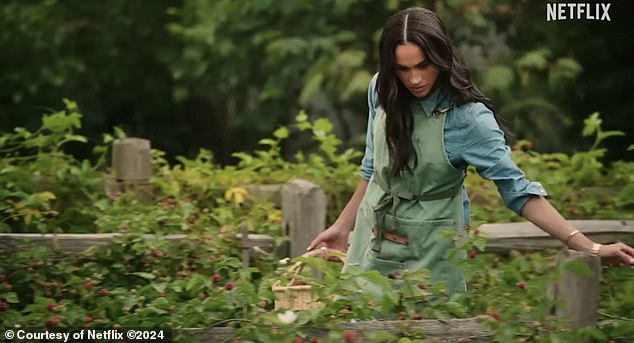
[1,0,632,165]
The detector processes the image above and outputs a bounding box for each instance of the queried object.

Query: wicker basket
[272,248,345,311]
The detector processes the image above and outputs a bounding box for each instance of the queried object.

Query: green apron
[344,100,467,295]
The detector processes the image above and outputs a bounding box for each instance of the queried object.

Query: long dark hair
[376,7,511,175]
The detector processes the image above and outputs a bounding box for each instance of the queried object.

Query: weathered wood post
[281,179,327,258]
[550,250,601,328]
[104,138,153,202]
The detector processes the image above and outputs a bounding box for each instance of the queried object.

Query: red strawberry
[84,281,94,290]
[211,274,221,283]
[517,281,526,289]
[0,275,6,282]
[224,281,235,291]
[83,316,93,324]
[46,304,58,312]
[0,301,9,311]
[468,251,477,259]
[98,289,109,296]
[343,330,356,342]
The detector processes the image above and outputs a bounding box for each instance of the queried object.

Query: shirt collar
[415,86,451,117]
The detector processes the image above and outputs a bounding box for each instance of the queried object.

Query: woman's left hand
[598,242,634,266]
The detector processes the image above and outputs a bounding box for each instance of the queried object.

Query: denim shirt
[360,74,548,224]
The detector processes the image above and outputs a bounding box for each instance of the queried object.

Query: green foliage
[4,0,631,164]
[0,105,632,341]
[0,100,109,233]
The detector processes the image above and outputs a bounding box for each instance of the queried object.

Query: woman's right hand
[306,224,350,252]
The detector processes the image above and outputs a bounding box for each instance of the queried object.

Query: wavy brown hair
[376,7,511,175]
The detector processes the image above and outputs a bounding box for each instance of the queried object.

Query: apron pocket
[379,215,456,261]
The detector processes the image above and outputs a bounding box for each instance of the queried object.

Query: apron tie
[371,176,462,252]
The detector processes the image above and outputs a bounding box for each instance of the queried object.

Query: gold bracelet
[590,243,602,256]
[564,230,580,245]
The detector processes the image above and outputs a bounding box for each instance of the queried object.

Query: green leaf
[272,127,289,139]
[582,112,601,137]
[370,332,398,341]
[63,134,88,143]
[313,118,333,134]
[563,260,593,277]
[131,272,156,280]
[62,98,78,112]
[34,191,56,202]
[296,110,308,123]
[597,130,625,142]
[333,50,365,69]
[3,292,19,303]
[340,70,372,101]
[42,111,82,133]
[483,65,514,91]
[152,283,166,293]
[299,73,324,105]
[516,49,550,70]
[445,301,466,317]
[258,138,277,146]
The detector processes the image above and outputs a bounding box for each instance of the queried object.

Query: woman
[306,7,634,294]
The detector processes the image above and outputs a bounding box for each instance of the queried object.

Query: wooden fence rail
[3,220,631,257]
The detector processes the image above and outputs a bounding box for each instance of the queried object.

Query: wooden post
[112,138,152,180]
[106,138,153,202]
[550,250,601,328]
[281,179,327,258]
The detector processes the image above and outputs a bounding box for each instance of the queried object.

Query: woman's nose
[409,72,422,85]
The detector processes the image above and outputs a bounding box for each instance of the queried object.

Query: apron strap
[371,175,463,252]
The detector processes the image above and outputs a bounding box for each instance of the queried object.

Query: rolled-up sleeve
[360,73,378,181]
[460,103,548,214]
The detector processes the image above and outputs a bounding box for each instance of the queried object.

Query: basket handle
[302,247,346,260]
[285,248,346,285]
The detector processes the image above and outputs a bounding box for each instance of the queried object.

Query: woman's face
[394,43,439,98]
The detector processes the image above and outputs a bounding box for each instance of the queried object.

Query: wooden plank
[282,179,327,258]
[0,233,275,255]
[182,318,623,342]
[2,220,632,255]
[183,318,493,342]
[479,220,634,252]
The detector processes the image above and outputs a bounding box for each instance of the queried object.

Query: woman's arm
[521,196,634,264]
[306,179,369,251]
[458,103,634,265]
[520,196,594,252]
